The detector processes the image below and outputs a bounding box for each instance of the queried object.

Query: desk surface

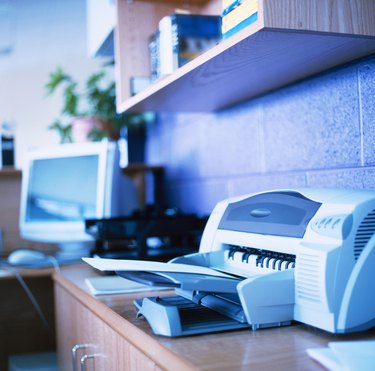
[54,264,375,371]
[0,265,55,279]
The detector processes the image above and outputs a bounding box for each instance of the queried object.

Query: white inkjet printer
[111,189,375,337]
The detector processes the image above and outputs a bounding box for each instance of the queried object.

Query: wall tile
[146,117,171,165]
[228,171,307,197]
[199,101,263,177]
[166,179,229,214]
[359,57,375,165]
[261,65,361,172]
[145,57,375,214]
[166,114,209,180]
[306,167,375,190]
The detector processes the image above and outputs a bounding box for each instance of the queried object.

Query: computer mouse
[7,249,47,266]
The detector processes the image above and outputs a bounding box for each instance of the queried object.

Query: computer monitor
[19,140,138,260]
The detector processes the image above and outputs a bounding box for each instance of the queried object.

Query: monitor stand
[54,242,93,264]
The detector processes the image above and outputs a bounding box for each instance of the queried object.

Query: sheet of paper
[330,340,375,371]
[306,347,342,371]
[85,276,170,296]
[82,257,233,278]
[307,340,375,371]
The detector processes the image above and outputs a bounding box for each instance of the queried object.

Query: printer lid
[218,191,322,238]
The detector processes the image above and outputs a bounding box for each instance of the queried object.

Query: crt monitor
[19,140,138,259]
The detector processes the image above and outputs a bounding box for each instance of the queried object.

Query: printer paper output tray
[116,270,241,293]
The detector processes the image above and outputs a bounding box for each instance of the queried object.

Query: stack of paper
[307,340,375,371]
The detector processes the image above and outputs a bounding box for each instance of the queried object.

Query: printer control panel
[311,214,352,239]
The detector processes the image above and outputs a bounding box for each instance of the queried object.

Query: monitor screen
[19,141,138,258]
[26,155,99,223]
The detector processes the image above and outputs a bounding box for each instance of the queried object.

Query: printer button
[319,218,326,227]
[311,214,349,238]
[331,218,341,229]
[324,218,333,227]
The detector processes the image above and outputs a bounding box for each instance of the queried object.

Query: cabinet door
[55,284,160,370]
[55,285,87,371]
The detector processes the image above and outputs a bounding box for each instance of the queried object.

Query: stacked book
[222,0,259,39]
[149,13,222,80]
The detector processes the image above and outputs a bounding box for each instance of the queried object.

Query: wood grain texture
[54,265,375,371]
[263,0,375,36]
[55,275,187,371]
[118,28,375,112]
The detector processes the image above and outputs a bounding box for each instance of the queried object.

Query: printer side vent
[296,254,321,303]
[353,209,375,261]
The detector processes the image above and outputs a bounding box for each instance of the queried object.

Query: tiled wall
[146,55,375,215]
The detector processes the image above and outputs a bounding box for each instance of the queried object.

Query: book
[222,0,258,37]
[222,0,240,16]
[148,31,160,82]
[158,13,222,78]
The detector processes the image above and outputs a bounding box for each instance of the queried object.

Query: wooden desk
[53,265,375,370]
[0,266,56,371]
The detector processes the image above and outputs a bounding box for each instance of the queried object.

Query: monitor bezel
[19,140,115,243]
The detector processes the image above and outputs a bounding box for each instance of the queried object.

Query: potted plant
[45,65,152,144]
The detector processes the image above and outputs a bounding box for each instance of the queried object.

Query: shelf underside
[120,29,375,113]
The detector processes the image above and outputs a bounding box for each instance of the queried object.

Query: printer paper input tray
[117,270,241,293]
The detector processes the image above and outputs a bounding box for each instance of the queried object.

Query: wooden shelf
[0,168,21,178]
[114,0,375,113]
[123,163,164,175]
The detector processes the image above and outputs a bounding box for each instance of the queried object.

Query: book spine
[158,14,222,75]
[222,0,240,16]
[158,15,174,77]
[222,12,258,39]
[171,15,180,72]
[222,0,258,36]
[148,31,160,81]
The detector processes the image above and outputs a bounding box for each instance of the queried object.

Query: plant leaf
[45,66,71,95]
[48,119,73,143]
[63,82,79,116]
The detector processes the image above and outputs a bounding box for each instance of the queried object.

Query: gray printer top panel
[218,191,321,238]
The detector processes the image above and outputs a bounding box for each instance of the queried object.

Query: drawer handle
[72,344,94,371]
[80,353,102,371]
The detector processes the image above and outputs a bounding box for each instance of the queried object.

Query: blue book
[158,14,222,77]
[222,12,258,39]
[222,0,241,16]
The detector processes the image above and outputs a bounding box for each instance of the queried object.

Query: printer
[110,189,375,337]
